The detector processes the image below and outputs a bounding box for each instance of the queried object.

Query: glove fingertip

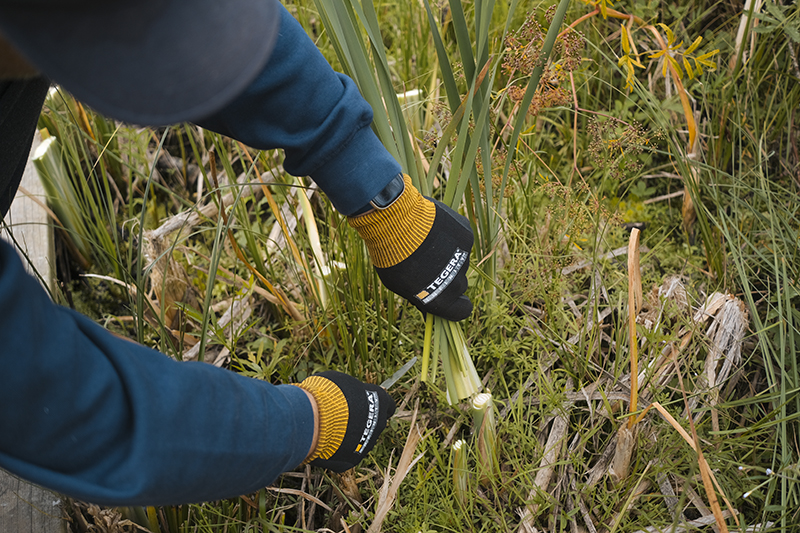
[447,296,473,321]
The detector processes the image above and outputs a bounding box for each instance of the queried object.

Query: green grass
[26,0,800,532]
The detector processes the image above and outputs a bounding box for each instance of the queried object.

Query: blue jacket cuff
[273,383,316,469]
[310,124,402,216]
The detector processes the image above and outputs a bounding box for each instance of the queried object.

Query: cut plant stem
[452,439,468,506]
[471,392,499,484]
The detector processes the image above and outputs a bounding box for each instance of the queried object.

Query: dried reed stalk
[628,227,643,425]
[517,380,573,531]
[367,403,426,533]
[685,292,748,427]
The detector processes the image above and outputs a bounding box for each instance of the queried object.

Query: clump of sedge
[587,116,661,180]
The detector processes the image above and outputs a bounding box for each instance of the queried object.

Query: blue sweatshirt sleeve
[0,239,313,506]
[198,3,402,216]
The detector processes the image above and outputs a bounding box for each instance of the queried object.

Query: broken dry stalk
[207,151,302,322]
[627,228,642,428]
[674,362,731,533]
[609,423,638,483]
[608,228,643,484]
[517,386,572,530]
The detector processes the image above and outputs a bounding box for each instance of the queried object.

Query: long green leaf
[313,0,401,164]
[422,0,461,116]
[448,0,477,83]
[350,0,416,173]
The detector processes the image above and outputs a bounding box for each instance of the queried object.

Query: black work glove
[348,175,474,321]
[295,371,395,472]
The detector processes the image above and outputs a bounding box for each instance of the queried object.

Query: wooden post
[0,473,65,533]
[2,132,55,286]
[1,131,66,532]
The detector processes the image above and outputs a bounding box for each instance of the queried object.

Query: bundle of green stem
[421,314,482,404]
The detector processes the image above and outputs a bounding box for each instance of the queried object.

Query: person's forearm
[197,3,401,216]
[0,240,314,506]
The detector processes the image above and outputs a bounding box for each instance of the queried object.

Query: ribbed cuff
[295,377,349,462]
[347,175,435,268]
[310,124,402,216]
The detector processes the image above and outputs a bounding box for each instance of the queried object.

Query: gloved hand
[295,371,395,472]
[348,174,474,321]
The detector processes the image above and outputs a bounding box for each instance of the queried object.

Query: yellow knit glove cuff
[296,376,349,463]
[347,175,435,269]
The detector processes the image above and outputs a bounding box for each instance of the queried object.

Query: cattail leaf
[313,0,400,164]
[422,0,460,116]
[444,68,494,209]
[349,0,415,172]
[33,136,91,261]
[424,102,467,197]
[448,0,477,83]
[474,0,495,78]
[501,0,570,194]
[421,313,434,382]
